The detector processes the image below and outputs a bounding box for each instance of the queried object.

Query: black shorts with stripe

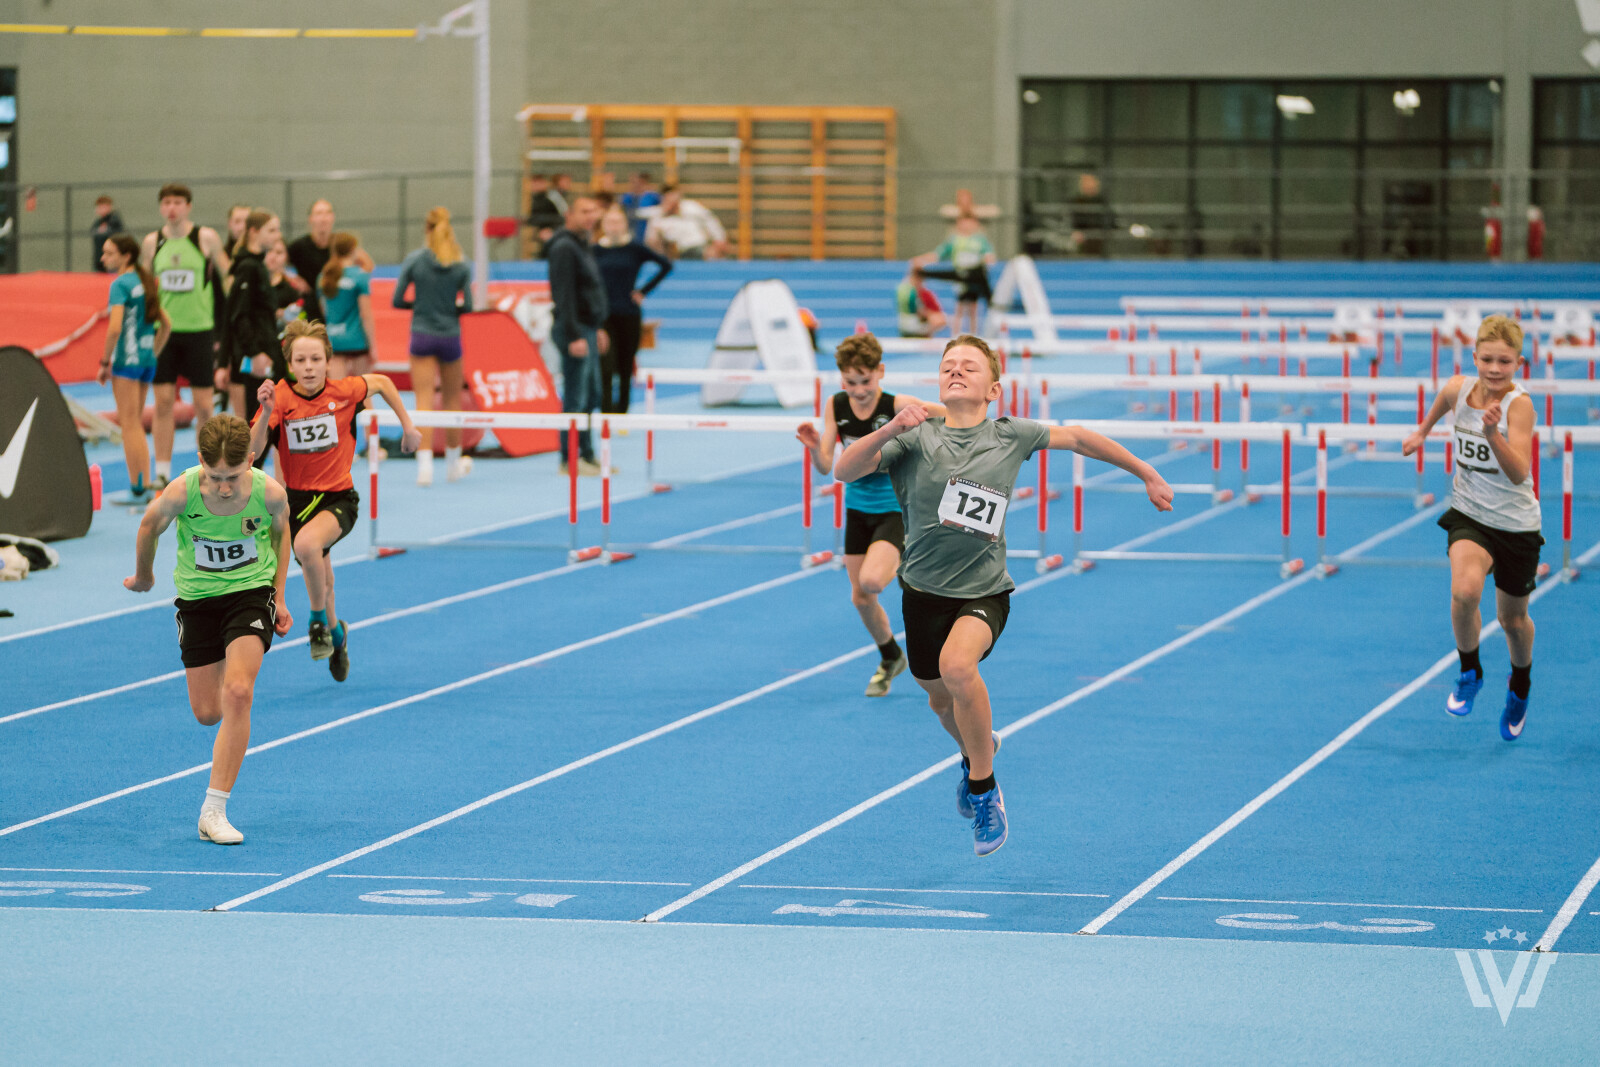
[287,487,361,553]
[1438,507,1544,597]
[175,586,276,668]
[899,579,1010,682]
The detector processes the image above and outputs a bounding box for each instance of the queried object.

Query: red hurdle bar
[1431,327,1440,385]
[1240,381,1252,488]
[1169,347,1179,420]
[1192,347,1202,421]
[1563,431,1575,574]
[1342,348,1352,424]
[568,419,580,556]
[1315,428,1328,568]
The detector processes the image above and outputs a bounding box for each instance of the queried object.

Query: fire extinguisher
[1526,206,1545,260]
[1484,215,1503,259]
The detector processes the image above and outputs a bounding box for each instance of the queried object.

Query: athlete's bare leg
[292,511,343,619]
[410,356,438,455]
[1497,588,1534,668]
[111,377,151,489]
[1449,539,1493,654]
[185,635,263,792]
[153,382,177,468]
[439,358,464,452]
[188,382,215,429]
[915,617,996,778]
[844,541,900,645]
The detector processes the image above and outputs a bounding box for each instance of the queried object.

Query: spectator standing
[1069,173,1112,257]
[594,203,671,414]
[225,211,287,437]
[140,183,232,488]
[643,184,730,260]
[525,174,565,250]
[917,213,996,336]
[592,170,617,209]
[618,171,660,243]
[97,233,171,499]
[393,207,474,486]
[545,195,608,475]
[212,204,252,401]
[318,232,378,379]
[286,199,371,323]
[90,196,124,272]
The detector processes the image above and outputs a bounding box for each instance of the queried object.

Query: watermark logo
[1456,928,1557,1025]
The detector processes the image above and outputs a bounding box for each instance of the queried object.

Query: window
[1020,78,1499,261]
[1532,80,1600,260]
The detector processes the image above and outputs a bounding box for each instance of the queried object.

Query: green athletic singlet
[153,228,215,332]
[174,466,277,599]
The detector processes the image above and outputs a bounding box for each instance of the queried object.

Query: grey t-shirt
[878,416,1051,598]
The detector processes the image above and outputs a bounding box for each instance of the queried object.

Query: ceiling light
[1393,88,1421,114]
[1022,89,1040,104]
[1276,95,1314,118]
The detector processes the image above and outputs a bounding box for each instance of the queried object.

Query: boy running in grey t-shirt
[835,335,1173,856]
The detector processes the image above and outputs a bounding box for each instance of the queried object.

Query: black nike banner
[0,345,92,541]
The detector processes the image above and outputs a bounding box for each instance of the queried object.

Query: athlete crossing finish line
[124,416,294,846]
[248,319,422,679]
[1403,315,1542,740]
[835,334,1174,855]
[797,333,945,697]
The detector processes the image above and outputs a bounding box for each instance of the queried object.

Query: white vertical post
[471,0,492,309]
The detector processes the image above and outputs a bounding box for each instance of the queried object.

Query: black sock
[878,639,902,662]
[1510,663,1531,699]
[1459,647,1482,678]
[967,774,996,796]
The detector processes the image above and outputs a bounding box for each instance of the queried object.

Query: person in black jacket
[226,211,286,442]
[594,203,671,414]
[545,196,608,474]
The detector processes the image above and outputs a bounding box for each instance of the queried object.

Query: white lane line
[1535,852,1600,952]
[738,884,1109,898]
[1078,541,1596,936]
[640,566,1318,924]
[326,874,691,887]
[1336,498,1447,558]
[0,866,281,877]
[1157,895,1543,914]
[208,637,888,912]
[0,567,826,840]
[3,485,841,726]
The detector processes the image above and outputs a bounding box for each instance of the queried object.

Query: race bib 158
[937,477,1009,541]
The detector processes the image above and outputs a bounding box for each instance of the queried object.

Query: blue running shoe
[1445,670,1483,717]
[1500,684,1528,741]
[970,786,1007,857]
[957,730,1003,819]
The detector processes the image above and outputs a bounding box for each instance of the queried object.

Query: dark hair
[319,232,360,298]
[196,414,253,467]
[158,183,192,203]
[233,209,276,258]
[107,233,161,325]
[95,195,114,206]
[834,333,884,373]
[552,172,570,184]
[661,183,680,195]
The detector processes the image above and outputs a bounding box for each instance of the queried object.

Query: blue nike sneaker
[957,731,1003,819]
[1500,684,1528,741]
[970,786,1008,857]
[1445,670,1483,717]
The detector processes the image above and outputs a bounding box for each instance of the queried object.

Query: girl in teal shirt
[318,231,379,378]
[98,233,171,499]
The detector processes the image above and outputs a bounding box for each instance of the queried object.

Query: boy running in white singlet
[1403,315,1542,740]
[797,333,943,696]
[125,415,293,844]
[836,335,1173,855]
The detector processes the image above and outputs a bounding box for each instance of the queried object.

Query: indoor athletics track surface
[6,313,1600,1062]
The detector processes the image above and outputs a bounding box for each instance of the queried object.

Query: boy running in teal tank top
[798,334,944,696]
[124,414,293,846]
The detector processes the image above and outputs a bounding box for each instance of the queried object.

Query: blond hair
[834,333,884,373]
[943,333,1001,385]
[424,206,463,266]
[1476,314,1524,355]
[281,318,333,362]
[196,414,253,467]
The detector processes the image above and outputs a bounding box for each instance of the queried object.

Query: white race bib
[286,413,339,453]
[937,477,1009,541]
[160,268,196,292]
[1454,431,1501,475]
[193,535,258,572]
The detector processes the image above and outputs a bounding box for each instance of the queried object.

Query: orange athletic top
[261,376,370,492]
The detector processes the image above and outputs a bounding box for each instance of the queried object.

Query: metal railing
[3,164,1596,269]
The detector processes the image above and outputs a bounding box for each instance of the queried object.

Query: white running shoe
[198,809,243,845]
[416,452,434,487]
[448,455,474,482]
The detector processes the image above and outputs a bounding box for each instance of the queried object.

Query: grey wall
[1,0,1593,265]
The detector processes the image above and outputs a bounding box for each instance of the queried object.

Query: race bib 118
[193,535,258,572]
[937,477,1009,541]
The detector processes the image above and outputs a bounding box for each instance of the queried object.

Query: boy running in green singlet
[124,415,293,845]
[798,333,943,696]
[836,335,1173,855]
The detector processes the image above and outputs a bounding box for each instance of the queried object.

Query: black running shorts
[844,509,906,556]
[154,329,216,387]
[175,585,277,668]
[287,488,361,552]
[899,579,1010,681]
[1439,508,1544,597]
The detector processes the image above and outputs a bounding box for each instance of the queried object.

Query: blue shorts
[112,362,157,384]
[409,332,462,363]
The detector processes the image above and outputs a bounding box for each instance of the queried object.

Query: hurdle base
[602,551,636,565]
[1413,492,1436,509]
[1537,562,1552,579]
[1213,489,1235,504]
[1314,561,1340,579]
[653,483,674,494]
[1070,557,1096,574]
[569,546,604,563]
[1280,558,1306,578]
[1035,554,1065,574]
[374,546,408,559]
[802,550,836,568]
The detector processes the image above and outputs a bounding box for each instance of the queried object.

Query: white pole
[472,0,491,308]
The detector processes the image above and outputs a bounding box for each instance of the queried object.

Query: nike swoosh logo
[0,399,40,499]
[187,513,203,519]
[972,609,987,618]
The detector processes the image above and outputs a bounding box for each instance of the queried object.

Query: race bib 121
[937,476,1009,541]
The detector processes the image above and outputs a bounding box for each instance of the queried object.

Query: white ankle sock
[417,450,434,474]
[445,446,461,465]
[202,787,229,816]
[155,461,171,479]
